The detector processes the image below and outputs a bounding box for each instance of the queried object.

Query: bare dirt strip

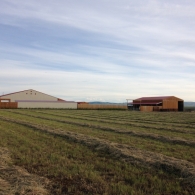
[0,147,49,195]
[5,112,195,148]
[0,116,195,189]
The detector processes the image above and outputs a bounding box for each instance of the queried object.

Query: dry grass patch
[0,147,49,195]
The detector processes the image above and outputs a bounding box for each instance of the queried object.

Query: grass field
[0,109,195,194]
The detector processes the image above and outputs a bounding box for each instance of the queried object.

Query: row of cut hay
[0,116,195,189]
[78,104,127,110]
[0,147,49,195]
[37,109,195,129]
[34,110,195,134]
[6,111,195,147]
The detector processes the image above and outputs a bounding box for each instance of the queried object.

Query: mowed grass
[1,110,195,163]
[0,109,195,194]
[28,110,195,139]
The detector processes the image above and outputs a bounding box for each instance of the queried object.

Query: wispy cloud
[0,0,195,101]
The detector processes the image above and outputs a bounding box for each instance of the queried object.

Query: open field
[0,109,195,194]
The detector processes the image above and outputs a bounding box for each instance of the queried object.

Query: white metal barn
[0,89,77,109]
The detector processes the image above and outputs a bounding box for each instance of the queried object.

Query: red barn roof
[133,96,183,101]
[134,96,173,101]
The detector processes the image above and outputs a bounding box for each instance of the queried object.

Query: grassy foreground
[0,109,195,195]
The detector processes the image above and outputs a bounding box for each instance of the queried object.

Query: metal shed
[127,96,184,112]
[0,89,77,109]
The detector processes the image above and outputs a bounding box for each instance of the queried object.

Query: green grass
[0,109,195,194]
[1,110,195,163]
[32,110,195,138]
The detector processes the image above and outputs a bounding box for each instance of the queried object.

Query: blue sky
[1,0,195,102]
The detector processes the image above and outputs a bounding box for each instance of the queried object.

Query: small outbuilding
[127,96,184,112]
[0,89,77,109]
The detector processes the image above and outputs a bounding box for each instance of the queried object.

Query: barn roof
[0,89,66,101]
[0,89,28,98]
[128,102,162,105]
[133,96,183,101]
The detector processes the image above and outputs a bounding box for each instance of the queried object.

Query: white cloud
[1,60,194,102]
[0,0,195,101]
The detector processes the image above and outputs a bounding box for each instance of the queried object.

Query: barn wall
[140,106,153,112]
[162,100,178,109]
[153,106,162,111]
[18,102,77,109]
[2,89,58,102]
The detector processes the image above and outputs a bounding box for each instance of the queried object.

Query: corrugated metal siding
[162,100,178,109]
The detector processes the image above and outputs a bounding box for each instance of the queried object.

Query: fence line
[78,104,127,110]
[0,102,18,109]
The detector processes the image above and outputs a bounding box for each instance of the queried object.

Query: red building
[127,96,184,111]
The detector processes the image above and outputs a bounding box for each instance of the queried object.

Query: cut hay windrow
[0,147,49,195]
[0,116,195,189]
[5,111,195,148]
[34,110,195,134]
[58,110,195,128]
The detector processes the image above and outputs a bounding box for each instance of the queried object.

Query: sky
[0,0,195,102]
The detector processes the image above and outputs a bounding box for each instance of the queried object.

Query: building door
[178,101,184,111]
